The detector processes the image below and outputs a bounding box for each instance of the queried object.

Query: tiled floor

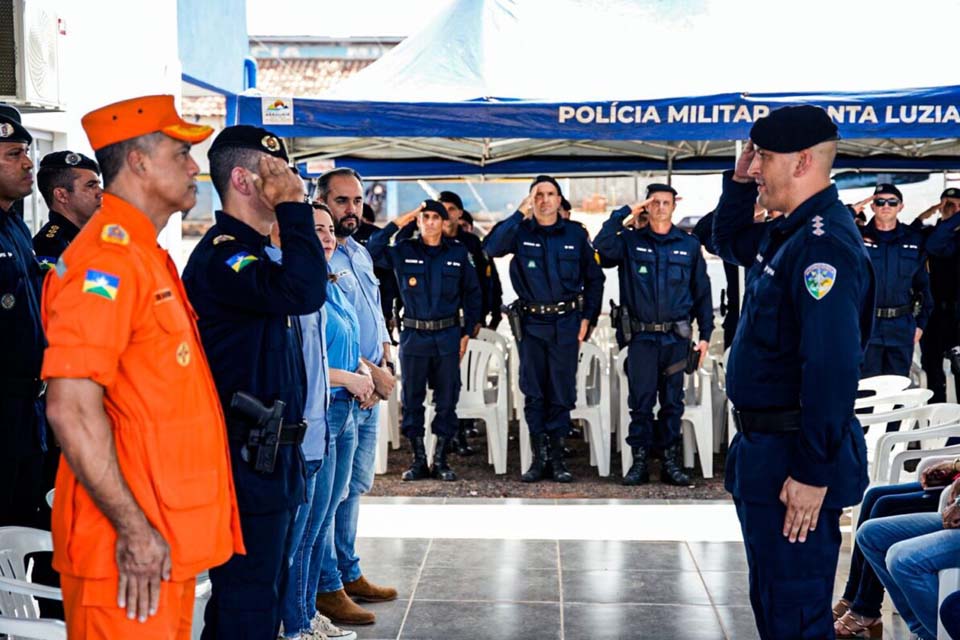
[346,500,914,640]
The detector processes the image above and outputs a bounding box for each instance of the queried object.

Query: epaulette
[212,234,236,246]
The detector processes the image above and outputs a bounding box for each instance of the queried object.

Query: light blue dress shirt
[328,238,390,364]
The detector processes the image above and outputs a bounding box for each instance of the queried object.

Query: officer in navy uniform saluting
[484,175,605,483]
[712,106,875,639]
[33,151,102,271]
[594,183,713,487]
[366,200,482,481]
[182,125,328,639]
[859,183,931,378]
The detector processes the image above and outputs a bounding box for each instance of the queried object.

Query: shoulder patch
[226,251,258,272]
[212,234,236,246]
[82,269,120,301]
[803,262,836,300]
[36,256,56,271]
[100,224,129,246]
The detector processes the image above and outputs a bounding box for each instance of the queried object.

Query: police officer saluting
[484,175,605,483]
[33,151,102,271]
[183,126,327,639]
[860,184,931,378]
[712,106,874,639]
[594,184,713,487]
[367,200,482,481]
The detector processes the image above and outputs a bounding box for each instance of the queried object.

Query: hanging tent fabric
[238,0,960,178]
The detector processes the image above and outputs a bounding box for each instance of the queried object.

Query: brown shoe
[344,575,398,603]
[315,588,375,626]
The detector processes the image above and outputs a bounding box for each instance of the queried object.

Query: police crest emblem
[803,262,836,300]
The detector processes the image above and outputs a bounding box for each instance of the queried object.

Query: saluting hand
[518,194,535,219]
[116,522,171,622]
[252,155,304,210]
[733,140,756,184]
[623,198,653,229]
[395,205,423,228]
[779,476,827,543]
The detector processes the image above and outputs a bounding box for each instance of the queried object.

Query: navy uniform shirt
[33,210,79,272]
[483,211,605,342]
[0,205,47,456]
[366,221,482,357]
[183,203,327,513]
[860,220,932,346]
[713,171,875,508]
[594,206,714,343]
[921,214,960,310]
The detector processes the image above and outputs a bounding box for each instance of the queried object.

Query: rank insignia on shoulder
[803,262,836,300]
[45,225,59,239]
[82,269,120,301]
[101,224,129,246]
[213,234,236,246]
[226,251,258,272]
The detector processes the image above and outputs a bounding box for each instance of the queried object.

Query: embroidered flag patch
[226,251,258,272]
[803,263,836,300]
[82,269,120,300]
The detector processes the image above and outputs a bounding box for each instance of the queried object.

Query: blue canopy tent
[237,0,960,179]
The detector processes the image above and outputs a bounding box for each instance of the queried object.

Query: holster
[609,299,628,348]
[663,341,698,377]
[230,391,286,474]
[503,301,524,345]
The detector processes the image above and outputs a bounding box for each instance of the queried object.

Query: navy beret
[530,174,562,195]
[39,150,100,175]
[942,188,960,200]
[646,183,678,197]
[460,210,474,224]
[873,183,902,201]
[560,196,572,211]
[209,125,288,161]
[0,115,32,145]
[438,190,464,211]
[421,199,449,220]
[750,105,839,153]
[0,103,22,124]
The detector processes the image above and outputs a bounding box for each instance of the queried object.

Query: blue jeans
[312,398,358,596]
[335,403,379,585]
[857,511,960,640]
[279,399,354,636]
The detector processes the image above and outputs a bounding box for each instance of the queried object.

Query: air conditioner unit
[0,0,63,111]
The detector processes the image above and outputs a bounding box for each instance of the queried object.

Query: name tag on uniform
[563,244,575,250]
[522,241,541,248]
[672,250,689,256]
[635,247,652,253]
[902,244,918,250]
[446,261,461,267]
[404,258,424,265]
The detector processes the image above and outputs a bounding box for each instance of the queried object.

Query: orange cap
[81,95,214,151]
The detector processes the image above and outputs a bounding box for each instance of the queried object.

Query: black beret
[646,183,678,197]
[0,115,32,145]
[39,150,100,175]
[421,199,448,220]
[208,124,288,161]
[560,196,572,211]
[460,210,474,224]
[750,105,839,153]
[530,174,562,195]
[362,202,376,222]
[438,190,464,211]
[873,183,902,201]
[0,103,22,123]
[942,188,960,200]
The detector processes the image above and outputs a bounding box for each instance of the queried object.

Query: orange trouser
[61,574,197,640]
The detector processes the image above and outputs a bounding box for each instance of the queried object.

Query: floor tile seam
[562,601,720,608]
[395,537,434,640]
[684,540,732,640]
[412,598,561,605]
[556,539,565,640]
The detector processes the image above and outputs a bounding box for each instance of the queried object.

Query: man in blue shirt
[712,106,874,639]
[313,168,399,612]
[484,175,605,483]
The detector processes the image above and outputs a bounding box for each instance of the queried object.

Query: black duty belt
[520,297,581,316]
[1,377,47,399]
[876,304,913,319]
[402,316,459,331]
[634,321,676,333]
[731,408,802,435]
[228,421,307,446]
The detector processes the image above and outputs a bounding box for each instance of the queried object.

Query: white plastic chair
[856,389,933,480]
[375,345,401,475]
[0,616,65,640]
[854,382,922,413]
[938,487,960,640]
[872,405,960,484]
[680,363,715,478]
[857,374,912,400]
[519,341,611,476]
[0,527,63,640]
[476,327,513,421]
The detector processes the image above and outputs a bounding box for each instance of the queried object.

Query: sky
[246,0,453,37]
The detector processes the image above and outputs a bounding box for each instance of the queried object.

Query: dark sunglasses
[873,198,900,207]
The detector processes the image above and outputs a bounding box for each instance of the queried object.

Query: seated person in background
[833,457,956,637]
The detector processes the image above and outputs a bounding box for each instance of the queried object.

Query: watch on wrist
[384,361,396,374]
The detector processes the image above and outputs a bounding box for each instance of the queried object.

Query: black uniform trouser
[0,452,46,528]
[519,331,579,437]
[862,343,913,379]
[202,507,296,640]
[400,350,461,440]
[920,309,957,403]
[624,337,688,449]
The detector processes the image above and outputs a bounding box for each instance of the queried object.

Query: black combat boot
[454,424,475,456]
[660,444,693,487]
[549,433,574,483]
[431,436,457,481]
[521,433,550,483]
[401,436,431,481]
[622,446,650,485]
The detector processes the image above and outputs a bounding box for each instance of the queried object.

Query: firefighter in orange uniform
[41,95,243,639]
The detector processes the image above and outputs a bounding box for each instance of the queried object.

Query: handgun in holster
[231,391,286,474]
[912,291,924,318]
[664,321,698,376]
[609,299,629,348]
[503,301,524,345]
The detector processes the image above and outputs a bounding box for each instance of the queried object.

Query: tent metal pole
[666,154,674,186]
